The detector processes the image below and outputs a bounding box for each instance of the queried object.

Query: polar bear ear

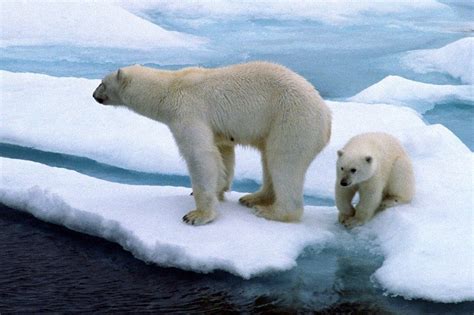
[117,69,130,88]
[365,156,373,163]
[117,69,124,81]
[337,150,344,157]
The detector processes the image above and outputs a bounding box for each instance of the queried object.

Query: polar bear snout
[340,178,351,187]
[93,94,106,104]
[92,84,107,104]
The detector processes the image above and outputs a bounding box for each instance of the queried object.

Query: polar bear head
[93,68,130,106]
[336,150,376,187]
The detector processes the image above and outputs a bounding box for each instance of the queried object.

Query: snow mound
[0,157,336,279]
[0,2,205,49]
[121,0,447,25]
[402,37,474,84]
[348,75,473,113]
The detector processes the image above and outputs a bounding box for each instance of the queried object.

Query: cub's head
[336,150,376,187]
[93,68,130,106]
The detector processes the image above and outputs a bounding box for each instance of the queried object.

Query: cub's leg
[344,181,383,228]
[239,148,275,207]
[335,184,357,225]
[380,156,415,209]
[217,144,235,201]
[173,122,223,225]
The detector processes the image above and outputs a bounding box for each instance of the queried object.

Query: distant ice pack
[402,37,474,84]
[0,2,205,49]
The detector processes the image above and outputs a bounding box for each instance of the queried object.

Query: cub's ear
[365,156,372,163]
[337,150,344,157]
[117,69,130,88]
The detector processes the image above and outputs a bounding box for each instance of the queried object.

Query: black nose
[340,179,348,187]
[94,95,104,104]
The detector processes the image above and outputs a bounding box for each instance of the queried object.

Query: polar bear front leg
[172,123,223,225]
[344,183,383,228]
[335,184,357,225]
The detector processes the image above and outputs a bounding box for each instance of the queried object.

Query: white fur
[93,62,331,225]
[335,132,415,227]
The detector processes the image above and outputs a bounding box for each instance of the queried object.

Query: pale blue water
[1,2,473,312]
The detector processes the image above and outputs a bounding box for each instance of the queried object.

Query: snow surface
[348,75,473,113]
[121,0,447,25]
[0,2,205,49]
[402,37,474,84]
[0,157,337,279]
[1,70,436,198]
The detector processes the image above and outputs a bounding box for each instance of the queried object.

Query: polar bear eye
[340,167,344,171]
[351,168,357,173]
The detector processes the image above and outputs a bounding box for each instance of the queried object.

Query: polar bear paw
[379,197,400,210]
[239,192,273,208]
[341,216,365,228]
[253,205,302,222]
[253,205,275,220]
[338,211,354,225]
[217,189,227,202]
[182,209,217,225]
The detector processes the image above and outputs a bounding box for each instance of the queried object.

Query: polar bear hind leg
[217,144,235,201]
[253,150,308,222]
[239,148,275,207]
[252,126,318,222]
[380,155,415,209]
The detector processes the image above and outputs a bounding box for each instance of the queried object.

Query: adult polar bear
[93,62,331,225]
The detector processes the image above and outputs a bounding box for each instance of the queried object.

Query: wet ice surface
[1,0,473,311]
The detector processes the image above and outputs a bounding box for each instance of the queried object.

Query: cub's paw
[379,197,399,210]
[182,209,217,226]
[342,216,365,229]
[338,212,354,225]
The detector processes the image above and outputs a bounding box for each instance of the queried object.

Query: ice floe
[0,2,205,49]
[402,37,474,84]
[348,75,473,113]
[121,0,447,25]
[0,157,337,279]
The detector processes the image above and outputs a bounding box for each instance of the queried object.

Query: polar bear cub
[336,132,414,227]
[93,62,331,225]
